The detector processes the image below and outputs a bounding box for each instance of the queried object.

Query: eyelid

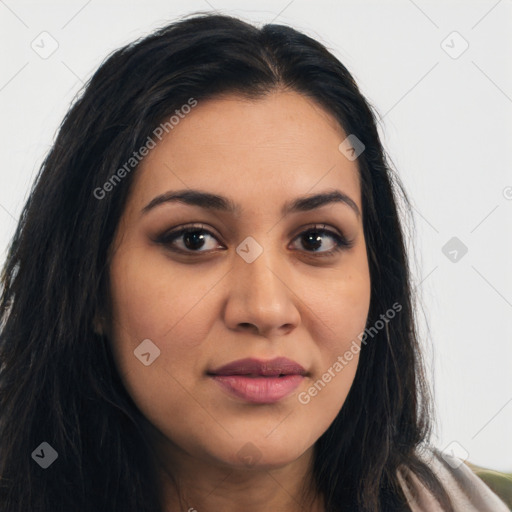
[155,224,223,252]
[155,222,353,255]
[290,223,354,256]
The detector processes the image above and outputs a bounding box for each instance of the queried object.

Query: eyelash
[155,223,354,258]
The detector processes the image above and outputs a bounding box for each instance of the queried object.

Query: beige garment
[397,448,509,511]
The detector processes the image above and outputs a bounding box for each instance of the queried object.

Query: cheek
[106,248,217,436]
[303,256,371,353]
[108,245,220,353]
[291,262,370,429]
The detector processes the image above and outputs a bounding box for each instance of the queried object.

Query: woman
[0,12,508,512]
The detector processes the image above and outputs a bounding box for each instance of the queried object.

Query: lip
[208,357,307,377]
[207,357,307,404]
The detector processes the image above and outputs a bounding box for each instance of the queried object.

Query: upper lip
[207,357,307,377]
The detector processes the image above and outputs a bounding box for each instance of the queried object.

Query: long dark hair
[0,12,453,512]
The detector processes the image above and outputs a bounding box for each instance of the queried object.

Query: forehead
[130,91,362,217]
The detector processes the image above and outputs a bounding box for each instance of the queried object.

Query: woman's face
[107,90,371,471]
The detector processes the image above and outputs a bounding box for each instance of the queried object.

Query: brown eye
[155,223,353,257]
[290,225,353,256]
[156,225,223,253]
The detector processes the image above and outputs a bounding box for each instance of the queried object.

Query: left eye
[156,224,352,256]
[290,225,351,255]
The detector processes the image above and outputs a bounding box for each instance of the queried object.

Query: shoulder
[396,445,510,511]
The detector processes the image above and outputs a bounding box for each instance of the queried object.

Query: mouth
[207,357,307,404]
[207,356,307,377]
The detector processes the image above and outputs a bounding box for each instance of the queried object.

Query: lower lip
[209,375,304,404]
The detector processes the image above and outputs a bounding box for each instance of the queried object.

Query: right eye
[155,224,224,254]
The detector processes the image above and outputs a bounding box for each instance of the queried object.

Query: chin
[215,437,310,471]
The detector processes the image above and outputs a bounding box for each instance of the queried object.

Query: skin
[106,90,371,512]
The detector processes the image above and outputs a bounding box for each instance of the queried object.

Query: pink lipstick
[207,357,306,404]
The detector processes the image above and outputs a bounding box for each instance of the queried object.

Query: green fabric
[466,463,512,510]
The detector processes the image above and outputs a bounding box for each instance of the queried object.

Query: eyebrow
[141,188,361,218]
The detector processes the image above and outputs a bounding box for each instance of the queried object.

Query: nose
[222,245,301,338]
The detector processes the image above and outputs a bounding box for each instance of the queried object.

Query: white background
[1,0,511,472]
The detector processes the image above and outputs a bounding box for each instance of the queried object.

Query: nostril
[238,322,259,334]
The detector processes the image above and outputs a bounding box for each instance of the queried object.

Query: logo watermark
[298,302,402,404]
[94,98,197,200]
